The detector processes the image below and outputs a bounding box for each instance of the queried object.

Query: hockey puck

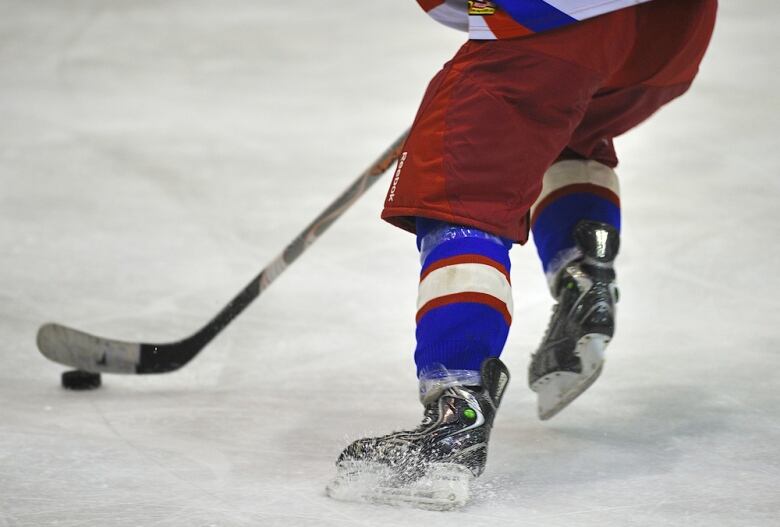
[61,369,102,390]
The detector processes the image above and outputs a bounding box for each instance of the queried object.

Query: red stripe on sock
[420,254,510,283]
[532,184,620,225]
[416,292,512,326]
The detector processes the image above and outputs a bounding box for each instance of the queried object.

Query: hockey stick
[37,130,409,374]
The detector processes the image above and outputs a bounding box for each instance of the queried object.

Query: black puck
[61,369,102,390]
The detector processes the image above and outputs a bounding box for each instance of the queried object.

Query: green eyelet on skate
[462,408,477,421]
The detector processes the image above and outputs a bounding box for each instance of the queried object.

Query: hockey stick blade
[37,322,211,374]
[37,323,141,374]
[37,130,408,374]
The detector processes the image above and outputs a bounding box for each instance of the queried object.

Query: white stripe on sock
[531,160,620,218]
[417,263,513,314]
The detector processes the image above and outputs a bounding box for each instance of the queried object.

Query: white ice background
[1,1,778,525]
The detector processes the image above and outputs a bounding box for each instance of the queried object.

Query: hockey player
[328,0,717,509]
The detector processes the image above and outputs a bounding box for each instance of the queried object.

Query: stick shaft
[150,130,409,363]
[38,130,410,374]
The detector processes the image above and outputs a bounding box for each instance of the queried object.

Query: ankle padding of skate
[481,358,510,409]
[574,220,619,263]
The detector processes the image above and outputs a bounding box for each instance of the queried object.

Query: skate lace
[380,406,437,438]
[536,303,559,353]
[534,266,583,355]
[417,406,438,428]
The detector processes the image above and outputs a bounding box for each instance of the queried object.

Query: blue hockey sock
[414,218,513,393]
[531,160,621,284]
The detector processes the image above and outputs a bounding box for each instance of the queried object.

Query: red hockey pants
[382,0,718,242]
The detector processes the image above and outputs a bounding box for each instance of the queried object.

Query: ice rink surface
[1,1,778,525]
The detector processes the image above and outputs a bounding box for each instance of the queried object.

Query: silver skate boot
[327,358,510,510]
[529,220,619,420]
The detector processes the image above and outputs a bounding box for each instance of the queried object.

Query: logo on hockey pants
[387,151,407,203]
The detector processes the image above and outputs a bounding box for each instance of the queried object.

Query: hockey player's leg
[525,0,717,420]
[327,220,512,509]
[529,160,621,420]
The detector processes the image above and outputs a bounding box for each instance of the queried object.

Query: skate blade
[326,461,473,511]
[531,334,609,420]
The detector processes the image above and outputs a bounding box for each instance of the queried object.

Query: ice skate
[326,358,510,510]
[529,220,619,420]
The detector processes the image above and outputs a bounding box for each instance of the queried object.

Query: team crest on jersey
[468,1,496,16]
